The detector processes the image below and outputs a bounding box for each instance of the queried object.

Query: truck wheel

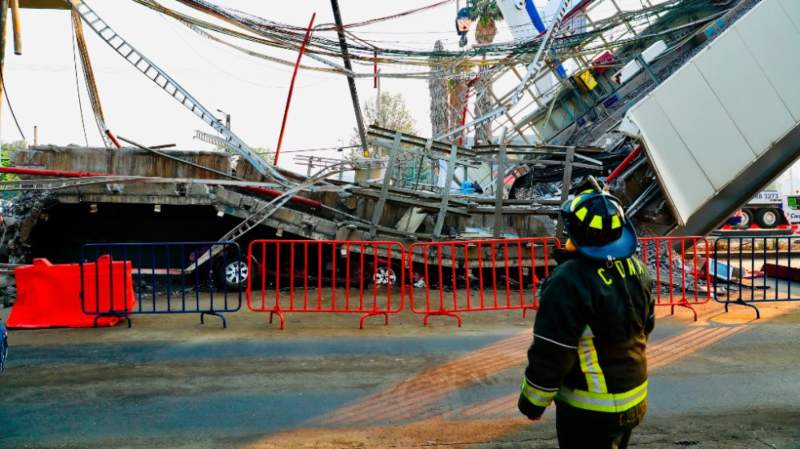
[756,208,780,229]
[740,210,753,228]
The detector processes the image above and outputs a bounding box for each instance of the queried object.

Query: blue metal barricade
[0,319,7,373]
[80,241,243,328]
[711,236,800,319]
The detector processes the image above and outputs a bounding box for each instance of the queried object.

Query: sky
[0,0,515,173]
[1,0,798,191]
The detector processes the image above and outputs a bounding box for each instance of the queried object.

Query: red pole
[274,13,316,166]
[0,166,106,178]
[458,77,479,146]
[105,129,122,148]
[606,145,642,183]
[373,50,378,88]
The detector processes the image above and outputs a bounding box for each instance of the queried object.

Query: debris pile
[639,240,707,297]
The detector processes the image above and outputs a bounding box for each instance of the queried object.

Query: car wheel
[373,265,398,287]
[217,259,250,289]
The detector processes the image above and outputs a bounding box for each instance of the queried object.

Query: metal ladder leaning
[68,0,285,183]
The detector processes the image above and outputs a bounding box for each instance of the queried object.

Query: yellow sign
[575,70,598,92]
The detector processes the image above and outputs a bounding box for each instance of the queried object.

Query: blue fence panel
[0,320,7,373]
[712,236,800,319]
[80,241,243,328]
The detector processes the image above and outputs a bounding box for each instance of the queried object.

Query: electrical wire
[133,0,712,75]
[310,0,455,31]
[71,17,90,147]
[0,72,26,141]
[277,144,360,154]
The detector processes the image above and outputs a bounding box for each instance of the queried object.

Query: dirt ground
[1,297,799,449]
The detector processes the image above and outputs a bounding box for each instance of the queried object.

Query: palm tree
[429,40,449,137]
[470,0,502,44]
[448,61,469,141]
[469,0,503,145]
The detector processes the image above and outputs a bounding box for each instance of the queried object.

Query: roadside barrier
[59,235,764,330]
[80,242,243,328]
[406,238,561,326]
[639,236,711,321]
[246,240,405,329]
[711,236,800,319]
[10,257,134,328]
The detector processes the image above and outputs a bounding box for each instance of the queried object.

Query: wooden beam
[18,0,68,9]
[9,0,19,54]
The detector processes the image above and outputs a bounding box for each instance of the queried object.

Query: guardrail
[711,236,800,319]
[639,236,711,321]
[56,236,726,329]
[246,240,405,329]
[406,238,561,326]
[80,242,243,328]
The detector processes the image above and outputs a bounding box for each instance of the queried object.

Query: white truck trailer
[622,0,800,236]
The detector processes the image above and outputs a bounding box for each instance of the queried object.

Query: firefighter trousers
[554,399,647,449]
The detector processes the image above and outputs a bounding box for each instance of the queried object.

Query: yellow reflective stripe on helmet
[611,215,622,229]
[570,195,584,212]
[521,378,558,408]
[589,215,603,230]
[556,381,648,413]
[575,207,588,222]
[578,327,608,394]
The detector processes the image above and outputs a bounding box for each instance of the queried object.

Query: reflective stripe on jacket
[518,251,654,416]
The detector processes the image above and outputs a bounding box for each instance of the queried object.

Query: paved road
[1,302,798,448]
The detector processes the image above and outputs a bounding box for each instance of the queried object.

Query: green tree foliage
[468,0,504,26]
[1,141,26,182]
[469,0,504,144]
[350,92,418,156]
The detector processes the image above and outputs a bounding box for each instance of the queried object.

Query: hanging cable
[71,17,90,146]
[71,9,112,148]
[0,72,25,141]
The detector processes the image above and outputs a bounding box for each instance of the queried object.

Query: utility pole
[330,0,369,157]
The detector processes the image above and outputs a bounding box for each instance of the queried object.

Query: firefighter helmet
[561,190,638,262]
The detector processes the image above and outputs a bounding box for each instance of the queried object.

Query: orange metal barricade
[246,240,405,329]
[406,238,561,326]
[639,236,711,321]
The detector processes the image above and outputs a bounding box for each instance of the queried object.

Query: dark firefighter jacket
[518,251,655,417]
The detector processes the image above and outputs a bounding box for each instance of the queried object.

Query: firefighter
[518,187,655,449]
